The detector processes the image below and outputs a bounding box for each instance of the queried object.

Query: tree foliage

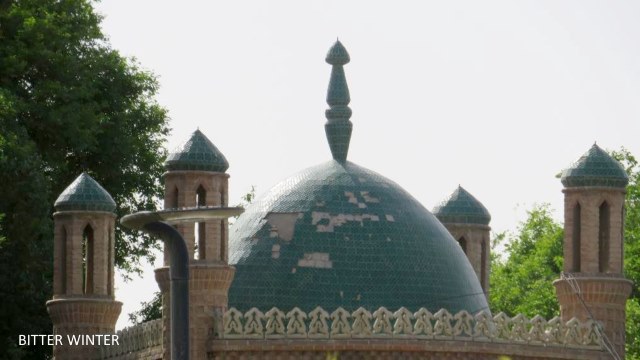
[612,148,640,359]
[489,204,564,319]
[629,298,640,360]
[0,0,169,357]
[128,292,162,325]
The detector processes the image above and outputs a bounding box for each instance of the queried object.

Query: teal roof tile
[165,129,229,172]
[561,144,628,188]
[433,186,491,226]
[54,173,116,212]
[228,161,488,314]
[325,40,350,66]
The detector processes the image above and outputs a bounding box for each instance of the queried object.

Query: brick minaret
[47,173,122,359]
[155,129,234,359]
[554,144,632,358]
[433,186,492,295]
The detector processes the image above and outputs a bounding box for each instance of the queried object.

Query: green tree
[489,204,564,319]
[128,292,163,325]
[0,0,169,358]
[238,185,257,208]
[612,148,640,359]
[629,298,640,360]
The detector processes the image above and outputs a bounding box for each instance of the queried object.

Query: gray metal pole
[143,222,189,360]
[121,207,241,359]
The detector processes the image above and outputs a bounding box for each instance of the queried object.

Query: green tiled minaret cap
[54,173,116,212]
[561,144,628,188]
[165,129,229,172]
[433,186,491,225]
[325,40,350,65]
[325,40,353,163]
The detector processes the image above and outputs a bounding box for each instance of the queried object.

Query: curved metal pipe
[143,221,189,360]
[120,207,242,359]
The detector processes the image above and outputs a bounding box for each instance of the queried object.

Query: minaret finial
[324,40,352,163]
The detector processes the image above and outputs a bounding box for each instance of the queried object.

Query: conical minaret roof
[433,186,491,225]
[561,143,628,188]
[165,129,229,172]
[54,173,116,212]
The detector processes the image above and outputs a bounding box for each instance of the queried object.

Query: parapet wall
[99,319,162,360]
[220,306,602,345]
[99,307,610,360]
[209,307,609,359]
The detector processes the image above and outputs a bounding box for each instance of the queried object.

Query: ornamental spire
[324,40,353,163]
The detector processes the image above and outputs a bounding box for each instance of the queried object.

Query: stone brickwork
[153,268,171,360]
[433,186,492,296]
[187,264,235,359]
[154,264,235,359]
[554,274,632,359]
[49,174,122,359]
[557,176,631,358]
[99,319,162,360]
[52,211,118,298]
[158,143,234,359]
[98,306,608,360]
[48,298,122,359]
[441,223,491,295]
[206,306,607,359]
[220,306,603,347]
[163,170,229,263]
[207,339,609,360]
[562,188,625,274]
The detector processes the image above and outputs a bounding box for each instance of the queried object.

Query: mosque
[46,41,631,359]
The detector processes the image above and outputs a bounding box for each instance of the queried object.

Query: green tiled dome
[54,173,116,212]
[228,160,488,314]
[165,129,229,172]
[561,144,628,188]
[433,186,491,226]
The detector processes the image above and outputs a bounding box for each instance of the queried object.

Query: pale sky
[93,1,640,329]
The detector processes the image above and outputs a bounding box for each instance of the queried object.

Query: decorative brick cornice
[47,298,122,327]
[99,319,162,359]
[218,306,603,348]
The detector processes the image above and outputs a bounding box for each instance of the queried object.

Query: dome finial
[324,40,353,163]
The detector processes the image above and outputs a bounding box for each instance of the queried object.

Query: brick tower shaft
[157,130,235,359]
[554,144,632,359]
[48,173,122,359]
